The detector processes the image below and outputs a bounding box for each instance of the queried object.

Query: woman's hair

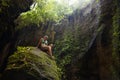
[44,35,48,38]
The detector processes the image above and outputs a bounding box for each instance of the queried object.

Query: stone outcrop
[0,47,61,80]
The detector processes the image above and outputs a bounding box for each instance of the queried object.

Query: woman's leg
[41,45,52,56]
[48,46,52,56]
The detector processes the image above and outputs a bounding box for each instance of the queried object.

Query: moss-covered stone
[111,0,120,79]
[1,47,61,80]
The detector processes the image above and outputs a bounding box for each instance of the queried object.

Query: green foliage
[53,28,82,78]
[54,25,92,79]
[15,0,73,29]
[0,0,9,14]
[1,0,9,7]
[53,35,73,79]
[96,0,99,3]
[59,54,72,68]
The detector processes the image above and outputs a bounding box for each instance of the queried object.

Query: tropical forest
[0,0,120,80]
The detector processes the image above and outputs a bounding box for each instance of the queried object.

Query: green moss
[4,47,61,80]
[96,0,100,3]
[1,0,9,7]
[111,1,120,79]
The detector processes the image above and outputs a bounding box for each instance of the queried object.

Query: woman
[37,35,53,57]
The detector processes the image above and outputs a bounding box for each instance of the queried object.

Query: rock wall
[0,0,33,72]
[57,0,101,79]
[52,0,119,80]
[63,0,120,80]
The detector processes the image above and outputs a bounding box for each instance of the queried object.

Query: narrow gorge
[0,0,120,80]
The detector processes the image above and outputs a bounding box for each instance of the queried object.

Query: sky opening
[56,0,92,10]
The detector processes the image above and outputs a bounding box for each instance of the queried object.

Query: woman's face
[44,36,48,40]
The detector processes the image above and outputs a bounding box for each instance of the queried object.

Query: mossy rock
[1,47,61,80]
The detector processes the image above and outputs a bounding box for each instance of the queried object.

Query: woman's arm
[37,38,41,47]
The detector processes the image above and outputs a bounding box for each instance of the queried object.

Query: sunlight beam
[56,0,92,10]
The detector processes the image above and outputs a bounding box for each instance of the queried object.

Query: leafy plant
[15,0,73,29]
